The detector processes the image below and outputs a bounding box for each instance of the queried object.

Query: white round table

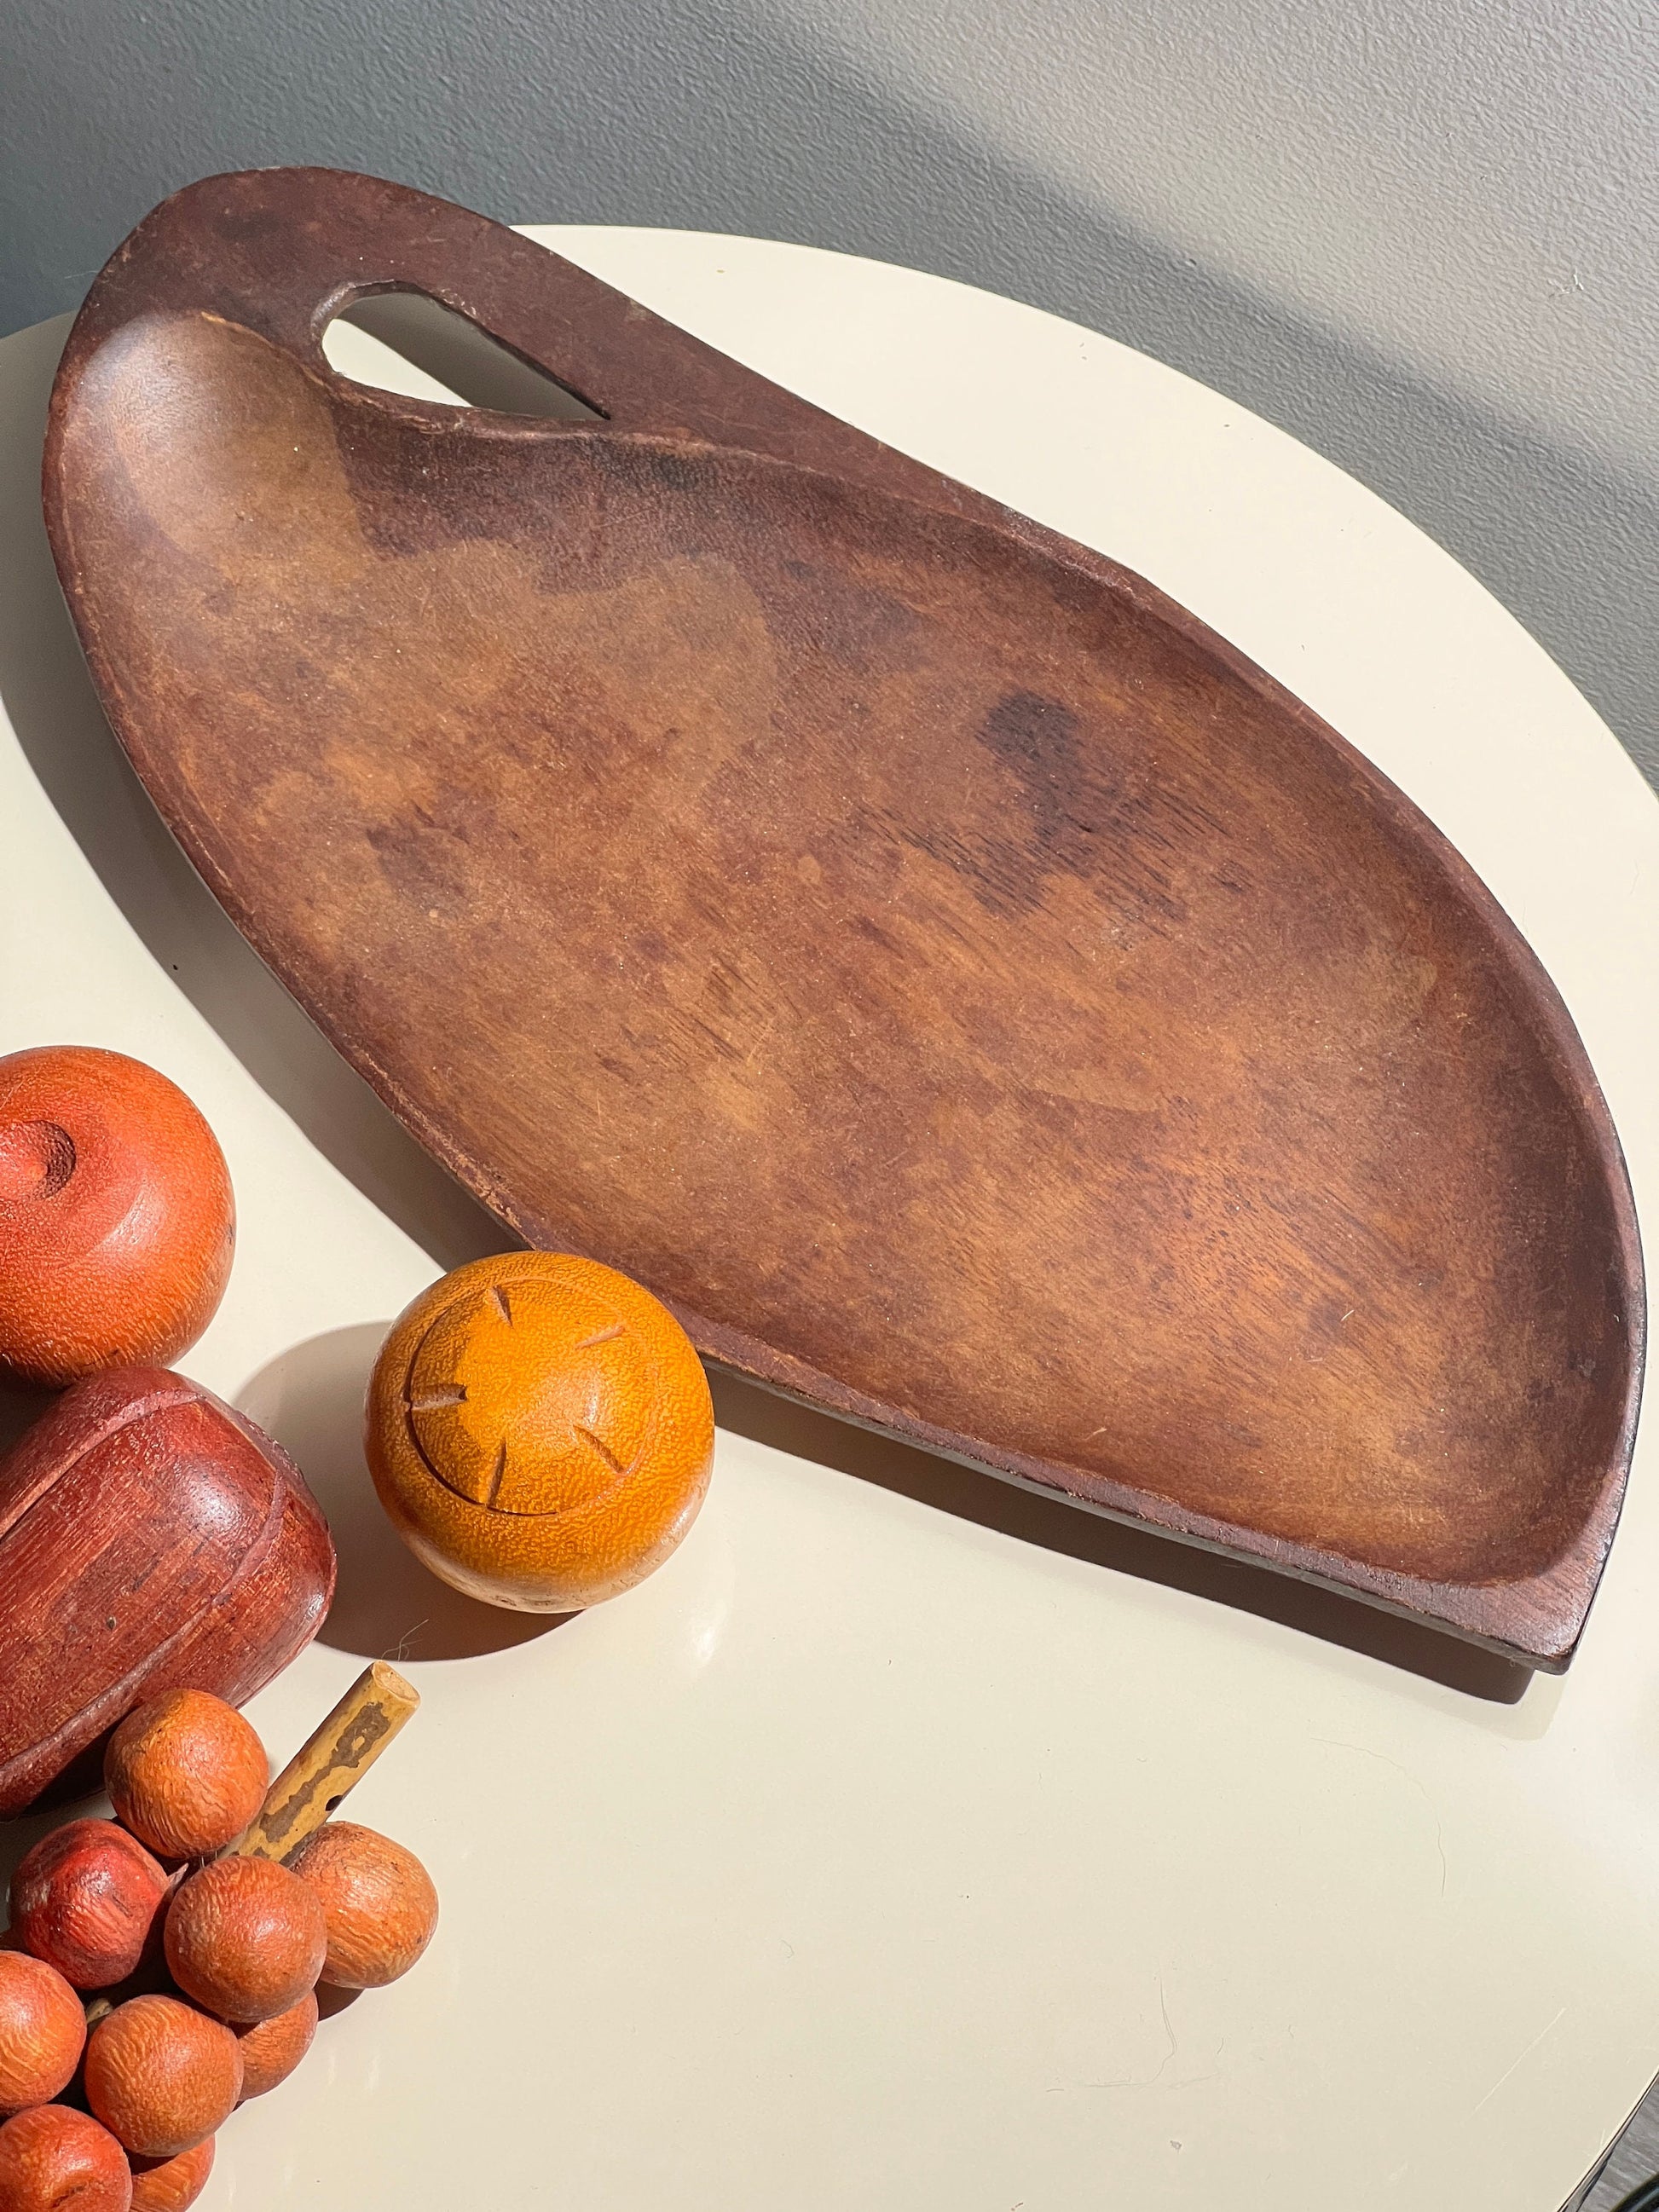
[2,227,1655,2212]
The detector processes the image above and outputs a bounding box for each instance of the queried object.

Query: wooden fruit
[0,2106,131,2212]
[106,1691,268,1861]
[289,1822,437,1989]
[84,1995,240,2157]
[366,1252,714,1611]
[0,1047,233,1387]
[0,1953,85,2110]
[233,1990,316,2098]
[164,1858,325,2023]
[9,1822,167,1991]
[0,1368,336,1817]
[127,2139,213,2212]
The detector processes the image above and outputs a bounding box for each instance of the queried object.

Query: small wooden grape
[84,1997,240,2159]
[289,1825,437,1989]
[233,1991,317,2100]
[0,1955,84,2112]
[0,2104,131,2212]
[9,1824,167,1991]
[164,1861,324,2025]
[106,1691,269,1862]
[128,2136,214,2212]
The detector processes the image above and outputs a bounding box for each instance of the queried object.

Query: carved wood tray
[43,168,1643,1667]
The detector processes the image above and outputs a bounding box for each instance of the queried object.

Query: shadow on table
[0,318,506,1284]
[709,1372,1534,1704]
[0,316,1529,1709]
[237,1325,569,1666]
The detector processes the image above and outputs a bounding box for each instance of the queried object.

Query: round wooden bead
[0,1047,234,1385]
[365,1252,714,1611]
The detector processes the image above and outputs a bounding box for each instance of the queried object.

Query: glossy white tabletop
[2,227,1656,2212]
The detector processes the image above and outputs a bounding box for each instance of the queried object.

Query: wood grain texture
[0,1046,234,1387]
[235,1663,418,1866]
[41,168,1645,1668]
[0,1369,336,1817]
[365,1252,715,1612]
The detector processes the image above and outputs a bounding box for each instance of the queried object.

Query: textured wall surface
[2,0,1656,784]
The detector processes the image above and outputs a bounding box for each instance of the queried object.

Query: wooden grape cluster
[0,1669,434,2211]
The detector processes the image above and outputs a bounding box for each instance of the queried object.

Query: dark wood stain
[0,1367,336,1816]
[41,168,1645,1669]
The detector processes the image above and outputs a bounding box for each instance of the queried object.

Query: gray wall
[4,0,1656,787]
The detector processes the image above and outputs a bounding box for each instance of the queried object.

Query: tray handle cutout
[62,167,864,458]
[324,290,608,421]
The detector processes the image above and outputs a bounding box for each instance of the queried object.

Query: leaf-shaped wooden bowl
[43,169,1643,1667]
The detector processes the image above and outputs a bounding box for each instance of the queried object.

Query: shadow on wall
[0,0,1656,783]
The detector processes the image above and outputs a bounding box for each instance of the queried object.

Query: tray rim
[41,169,1649,1671]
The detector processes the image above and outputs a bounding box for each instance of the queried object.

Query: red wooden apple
[0,1370,336,1816]
[0,1046,234,1385]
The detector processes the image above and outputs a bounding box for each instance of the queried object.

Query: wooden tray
[42,168,1643,1669]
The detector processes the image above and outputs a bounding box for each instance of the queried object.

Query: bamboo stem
[234,1663,419,1863]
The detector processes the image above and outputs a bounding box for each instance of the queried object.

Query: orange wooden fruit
[106,1691,269,1861]
[288,1822,437,1989]
[84,1995,240,2158]
[128,2138,214,2212]
[0,1048,234,1387]
[365,1252,714,1611]
[233,1989,316,2099]
[0,1953,85,2111]
[163,1857,325,2024]
[9,1822,169,1991]
[0,2105,131,2212]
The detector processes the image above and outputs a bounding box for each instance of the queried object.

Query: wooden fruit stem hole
[233,1662,419,1864]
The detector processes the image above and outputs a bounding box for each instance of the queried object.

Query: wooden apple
[0,1370,336,1817]
[0,1047,234,1386]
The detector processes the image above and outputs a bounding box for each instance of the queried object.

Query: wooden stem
[234,1662,419,1863]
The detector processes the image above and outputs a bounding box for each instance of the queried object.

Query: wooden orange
[365,1253,714,1611]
